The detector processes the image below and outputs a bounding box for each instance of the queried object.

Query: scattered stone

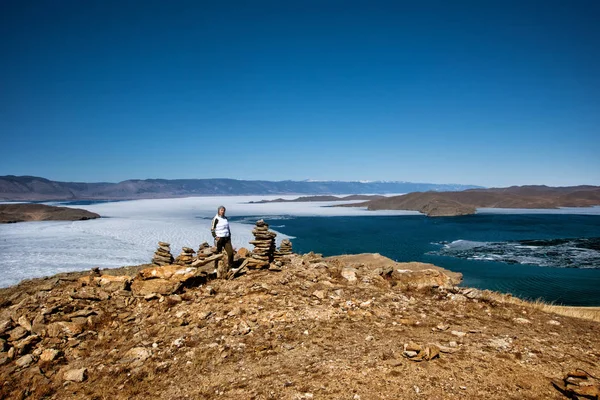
[198,311,212,320]
[122,347,151,364]
[405,342,422,352]
[403,342,440,361]
[70,287,110,301]
[15,354,34,368]
[341,268,357,283]
[547,320,561,326]
[64,368,87,382]
[451,331,467,338]
[14,334,40,354]
[40,348,61,362]
[17,315,32,332]
[0,354,9,366]
[449,293,467,302]
[488,337,512,351]
[9,326,28,341]
[0,320,13,335]
[513,317,531,324]
[461,288,483,299]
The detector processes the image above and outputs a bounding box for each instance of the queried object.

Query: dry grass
[480,290,600,323]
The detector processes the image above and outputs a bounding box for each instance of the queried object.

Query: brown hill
[0,204,100,223]
[349,185,600,216]
[1,252,598,399]
[0,175,480,201]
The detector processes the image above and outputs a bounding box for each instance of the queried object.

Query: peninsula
[345,185,600,217]
[0,204,100,224]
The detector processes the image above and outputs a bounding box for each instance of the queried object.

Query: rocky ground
[1,252,599,399]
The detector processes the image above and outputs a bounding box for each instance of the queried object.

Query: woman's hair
[218,206,226,212]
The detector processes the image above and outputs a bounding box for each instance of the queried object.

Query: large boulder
[391,268,454,289]
[137,265,196,281]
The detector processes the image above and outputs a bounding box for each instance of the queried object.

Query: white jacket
[211,215,230,238]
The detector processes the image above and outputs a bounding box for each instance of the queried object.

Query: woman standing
[211,205,234,267]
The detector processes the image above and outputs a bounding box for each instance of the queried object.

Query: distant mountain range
[0,175,482,201]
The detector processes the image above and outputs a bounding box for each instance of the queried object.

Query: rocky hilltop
[1,233,599,399]
[347,185,600,216]
[0,204,100,224]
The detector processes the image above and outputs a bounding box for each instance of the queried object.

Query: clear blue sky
[1,0,598,187]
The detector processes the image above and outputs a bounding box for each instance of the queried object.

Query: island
[0,204,100,223]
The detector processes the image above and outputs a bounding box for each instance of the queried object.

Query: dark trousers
[216,236,234,267]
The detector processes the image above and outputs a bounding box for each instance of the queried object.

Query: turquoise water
[238,214,600,306]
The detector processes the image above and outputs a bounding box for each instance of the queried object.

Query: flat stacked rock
[175,247,195,266]
[152,241,174,266]
[191,242,223,268]
[198,242,210,253]
[247,220,276,269]
[194,242,214,261]
[274,239,293,262]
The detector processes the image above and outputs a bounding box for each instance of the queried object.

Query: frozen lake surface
[0,196,414,287]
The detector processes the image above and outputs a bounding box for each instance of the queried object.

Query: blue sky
[1,0,599,187]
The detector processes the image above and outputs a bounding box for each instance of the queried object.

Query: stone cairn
[152,241,174,266]
[247,220,276,268]
[274,239,293,262]
[175,247,195,266]
[193,242,214,263]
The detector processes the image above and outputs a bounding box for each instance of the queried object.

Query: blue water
[239,214,600,306]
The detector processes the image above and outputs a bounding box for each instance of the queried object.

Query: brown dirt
[1,254,599,399]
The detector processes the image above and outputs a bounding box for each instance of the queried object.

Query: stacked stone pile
[152,242,174,266]
[198,242,210,253]
[274,239,293,262]
[175,247,195,266]
[247,220,276,268]
[193,242,214,262]
[191,242,223,268]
